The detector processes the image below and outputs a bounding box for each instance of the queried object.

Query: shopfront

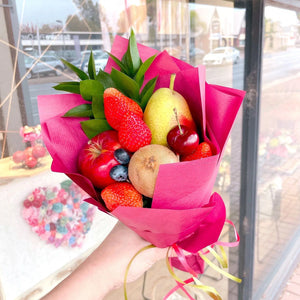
[0,0,299,299]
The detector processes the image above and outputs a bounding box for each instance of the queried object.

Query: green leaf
[134,54,157,87]
[96,69,116,89]
[88,51,96,79]
[128,29,142,75]
[80,80,104,101]
[107,52,129,74]
[63,104,93,118]
[122,50,133,76]
[140,76,158,110]
[122,29,142,77]
[92,95,105,119]
[110,68,140,101]
[61,58,89,80]
[80,119,112,139]
[53,82,80,94]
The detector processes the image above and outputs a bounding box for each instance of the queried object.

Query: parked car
[189,47,205,61]
[69,57,89,70]
[203,47,240,65]
[83,51,109,73]
[25,55,65,79]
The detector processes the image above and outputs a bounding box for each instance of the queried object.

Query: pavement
[279,262,300,300]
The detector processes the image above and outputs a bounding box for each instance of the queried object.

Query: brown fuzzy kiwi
[128,144,179,198]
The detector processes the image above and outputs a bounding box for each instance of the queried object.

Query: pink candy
[22,180,96,248]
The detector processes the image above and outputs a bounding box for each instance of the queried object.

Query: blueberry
[110,165,128,182]
[114,148,131,165]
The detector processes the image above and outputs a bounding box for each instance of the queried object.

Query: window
[0,1,299,299]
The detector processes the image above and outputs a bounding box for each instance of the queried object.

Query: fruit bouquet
[38,30,245,298]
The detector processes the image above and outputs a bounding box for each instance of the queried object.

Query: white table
[0,168,117,300]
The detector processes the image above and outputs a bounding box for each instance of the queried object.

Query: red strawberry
[181,142,213,161]
[103,88,143,130]
[101,182,143,211]
[118,113,152,152]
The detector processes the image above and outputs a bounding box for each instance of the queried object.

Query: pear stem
[173,108,183,135]
[169,74,176,90]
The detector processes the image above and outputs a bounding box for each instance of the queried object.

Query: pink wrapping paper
[38,35,246,260]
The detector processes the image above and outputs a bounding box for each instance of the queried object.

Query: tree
[66,14,89,31]
[39,24,60,34]
[190,10,206,34]
[71,0,101,32]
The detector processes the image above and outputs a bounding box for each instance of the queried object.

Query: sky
[265,5,298,26]
[15,0,299,28]
[15,0,141,26]
[16,0,82,25]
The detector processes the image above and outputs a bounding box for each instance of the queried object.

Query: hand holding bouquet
[38,30,245,299]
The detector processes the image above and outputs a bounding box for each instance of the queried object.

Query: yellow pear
[143,75,196,146]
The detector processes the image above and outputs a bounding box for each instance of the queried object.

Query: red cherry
[167,125,199,155]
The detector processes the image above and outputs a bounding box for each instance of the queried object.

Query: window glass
[254,4,300,297]
[1,1,244,299]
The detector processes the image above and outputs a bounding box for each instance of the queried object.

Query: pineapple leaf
[80,118,112,139]
[63,104,93,118]
[80,80,104,102]
[61,58,89,80]
[96,69,116,89]
[110,68,140,101]
[140,76,158,110]
[134,54,157,87]
[92,95,105,119]
[53,82,80,94]
[88,51,96,79]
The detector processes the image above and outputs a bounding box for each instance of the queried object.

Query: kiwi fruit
[128,144,178,198]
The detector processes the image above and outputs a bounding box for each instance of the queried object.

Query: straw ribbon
[123,219,241,300]
[123,244,156,300]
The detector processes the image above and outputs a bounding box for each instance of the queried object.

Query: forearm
[41,234,117,300]
[41,222,166,300]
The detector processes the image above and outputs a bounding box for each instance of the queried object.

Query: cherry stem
[169,74,176,90]
[173,108,183,135]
